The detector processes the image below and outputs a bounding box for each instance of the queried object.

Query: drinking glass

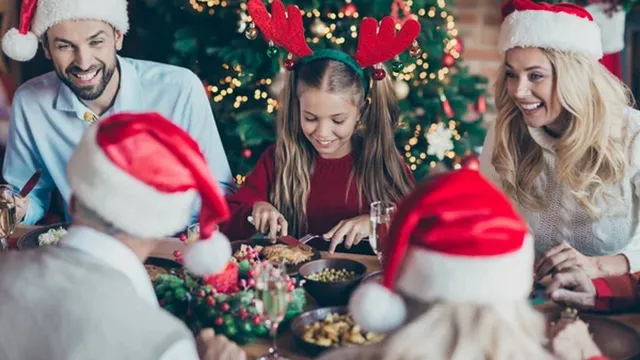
[0,185,17,251]
[254,261,291,360]
[369,201,396,264]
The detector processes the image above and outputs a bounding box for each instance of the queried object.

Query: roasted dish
[302,313,385,347]
[145,264,169,282]
[233,243,313,265]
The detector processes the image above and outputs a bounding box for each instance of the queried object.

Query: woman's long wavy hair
[381,301,553,360]
[271,60,414,236]
[492,48,634,216]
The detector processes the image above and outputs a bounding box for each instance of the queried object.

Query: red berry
[179,234,187,242]
[253,315,262,325]
[197,290,206,298]
[248,278,256,287]
[239,309,248,319]
[284,58,295,71]
[247,252,255,260]
[247,269,255,278]
[373,68,386,81]
[290,278,297,285]
[173,250,182,258]
[221,303,230,312]
[288,284,295,292]
[207,296,216,307]
[215,317,224,326]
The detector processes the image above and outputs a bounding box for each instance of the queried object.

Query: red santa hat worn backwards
[2,0,129,62]
[350,168,534,333]
[67,112,231,277]
[498,0,603,60]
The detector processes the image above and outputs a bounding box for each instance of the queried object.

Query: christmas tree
[131,0,488,181]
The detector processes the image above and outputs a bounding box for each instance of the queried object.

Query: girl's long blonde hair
[272,60,414,236]
[382,301,553,360]
[492,49,634,216]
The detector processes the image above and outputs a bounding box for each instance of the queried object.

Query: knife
[18,169,42,198]
[247,215,313,251]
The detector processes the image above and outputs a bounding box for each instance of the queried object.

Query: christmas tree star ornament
[2,0,130,62]
[247,0,421,95]
[67,112,232,277]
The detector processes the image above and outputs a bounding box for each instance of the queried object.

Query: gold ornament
[245,23,258,40]
[394,80,410,100]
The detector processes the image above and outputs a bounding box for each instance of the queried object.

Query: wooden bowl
[298,259,367,307]
[290,306,349,356]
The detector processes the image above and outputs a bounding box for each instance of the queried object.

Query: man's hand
[324,215,370,253]
[546,270,597,309]
[549,319,602,360]
[196,328,247,360]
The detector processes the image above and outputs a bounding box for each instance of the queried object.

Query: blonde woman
[480,0,640,280]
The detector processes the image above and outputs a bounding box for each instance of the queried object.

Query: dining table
[8,225,640,360]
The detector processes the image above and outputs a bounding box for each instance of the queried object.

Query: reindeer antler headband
[247,0,422,95]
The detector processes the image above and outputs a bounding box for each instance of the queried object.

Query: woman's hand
[323,215,370,253]
[535,243,599,280]
[549,319,602,360]
[251,201,288,242]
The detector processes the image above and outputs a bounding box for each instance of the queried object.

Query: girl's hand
[535,242,599,280]
[323,215,370,253]
[251,201,288,242]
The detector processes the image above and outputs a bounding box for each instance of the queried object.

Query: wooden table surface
[10,225,640,360]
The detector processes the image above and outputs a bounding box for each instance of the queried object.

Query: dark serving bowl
[298,259,367,307]
[290,306,349,356]
[17,222,70,250]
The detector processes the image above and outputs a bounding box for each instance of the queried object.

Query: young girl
[219,0,418,252]
[480,0,640,279]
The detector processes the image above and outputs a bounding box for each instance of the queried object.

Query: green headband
[296,49,370,96]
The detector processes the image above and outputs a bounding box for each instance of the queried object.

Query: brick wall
[453,0,503,119]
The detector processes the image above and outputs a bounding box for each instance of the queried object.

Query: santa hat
[67,112,231,277]
[349,168,534,333]
[585,3,627,55]
[2,0,129,62]
[498,0,603,60]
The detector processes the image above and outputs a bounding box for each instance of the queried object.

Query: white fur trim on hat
[586,3,626,55]
[396,234,534,303]
[1,28,39,62]
[183,232,232,276]
[67,125,196,239]
[498,10,603,59]
[31,0,129,37]
[349,282,407,333]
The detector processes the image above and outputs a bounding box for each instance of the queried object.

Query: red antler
[353,17,421,68]
[247,0,313,58]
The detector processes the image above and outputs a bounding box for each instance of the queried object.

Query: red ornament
[253,315,262,325]
[173,250,182,258]
[221,303,231,312]
[442,54,455,67]
[179,234,187,242]
[215,317,224,326]
[288,284,295,292]
[461,154,480,170]
[373,68,386,80]
[207,296,216,307]
[284,58,295,71]
[342,2,357,17]
[476,95,487,114]
[243,149,252,159]
[197,289,206,298]
[239,309,248,319]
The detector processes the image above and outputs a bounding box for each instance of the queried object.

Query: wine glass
[369,201,396,264]
[0,185,17,251]
[254,261,291,360]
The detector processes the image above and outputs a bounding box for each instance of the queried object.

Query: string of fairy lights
[188,0,472,180]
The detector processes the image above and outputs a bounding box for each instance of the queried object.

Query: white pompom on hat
[349,165,534,333]
[67,112,231,277]
[2,0,129,62]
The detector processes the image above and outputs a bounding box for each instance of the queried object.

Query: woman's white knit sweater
[479,108,640,272]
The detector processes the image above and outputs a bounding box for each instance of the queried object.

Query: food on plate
[232,243,313,266]
[37,227,68,246]
[261,244,313,265]
[305,268,358,282]
[302,313,385,347]
[145,265,169,281]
